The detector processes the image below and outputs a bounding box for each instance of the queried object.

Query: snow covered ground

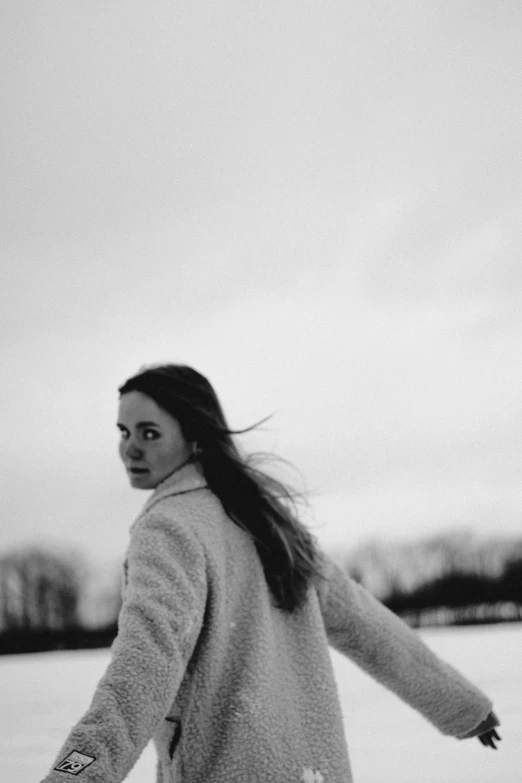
[1,623,519,782]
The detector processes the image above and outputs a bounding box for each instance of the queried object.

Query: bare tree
[0,546,84,631]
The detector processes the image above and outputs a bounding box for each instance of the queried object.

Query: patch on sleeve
[54,750,96,775]
[302,768,325,783]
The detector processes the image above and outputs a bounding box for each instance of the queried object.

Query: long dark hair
[118,364,323,612]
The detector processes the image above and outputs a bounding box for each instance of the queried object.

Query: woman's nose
[124,440,143,459]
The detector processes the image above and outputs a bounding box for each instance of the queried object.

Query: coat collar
[142,459,208,515]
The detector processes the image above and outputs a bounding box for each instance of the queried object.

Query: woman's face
[117,391,192,490]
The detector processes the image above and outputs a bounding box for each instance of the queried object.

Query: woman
[41,364,501,783]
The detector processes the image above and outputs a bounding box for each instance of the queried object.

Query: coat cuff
[460,710,500,739]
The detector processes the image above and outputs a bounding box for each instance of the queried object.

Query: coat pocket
[165,717,182,760]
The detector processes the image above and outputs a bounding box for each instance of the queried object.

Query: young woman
[41,364,501,783]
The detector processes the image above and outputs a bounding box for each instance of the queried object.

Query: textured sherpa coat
[41,462,494,783]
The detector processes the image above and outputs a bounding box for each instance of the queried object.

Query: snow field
[1,623,519,782]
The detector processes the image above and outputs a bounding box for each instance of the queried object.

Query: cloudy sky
[2,1,521,566]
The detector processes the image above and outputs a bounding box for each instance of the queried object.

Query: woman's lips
[129,467,149,474]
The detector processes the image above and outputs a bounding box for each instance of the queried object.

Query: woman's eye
[144,429,160,440]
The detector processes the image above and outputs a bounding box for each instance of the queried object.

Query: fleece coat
[41,461,494,783]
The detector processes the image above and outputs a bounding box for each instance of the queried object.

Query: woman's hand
[477,726,502,750]
[462,710,501,749]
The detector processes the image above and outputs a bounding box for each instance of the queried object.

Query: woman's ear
[191,441,203,458]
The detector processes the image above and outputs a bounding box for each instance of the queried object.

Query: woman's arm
[316,552,498,741]
[40,511,208,783]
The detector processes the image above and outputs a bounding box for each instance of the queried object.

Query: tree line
[1,528,521,654]
[0,546,121,655]
[344,529,522,627]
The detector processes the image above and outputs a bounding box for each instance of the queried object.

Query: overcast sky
[2,1,522,566]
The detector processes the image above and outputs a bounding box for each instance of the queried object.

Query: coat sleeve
[316,552,493,739]
[40,511,208,783]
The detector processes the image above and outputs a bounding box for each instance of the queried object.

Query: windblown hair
[118,364,322,612]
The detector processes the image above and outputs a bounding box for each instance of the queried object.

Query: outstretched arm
[316,552,500,743]
[40,511,208,782]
